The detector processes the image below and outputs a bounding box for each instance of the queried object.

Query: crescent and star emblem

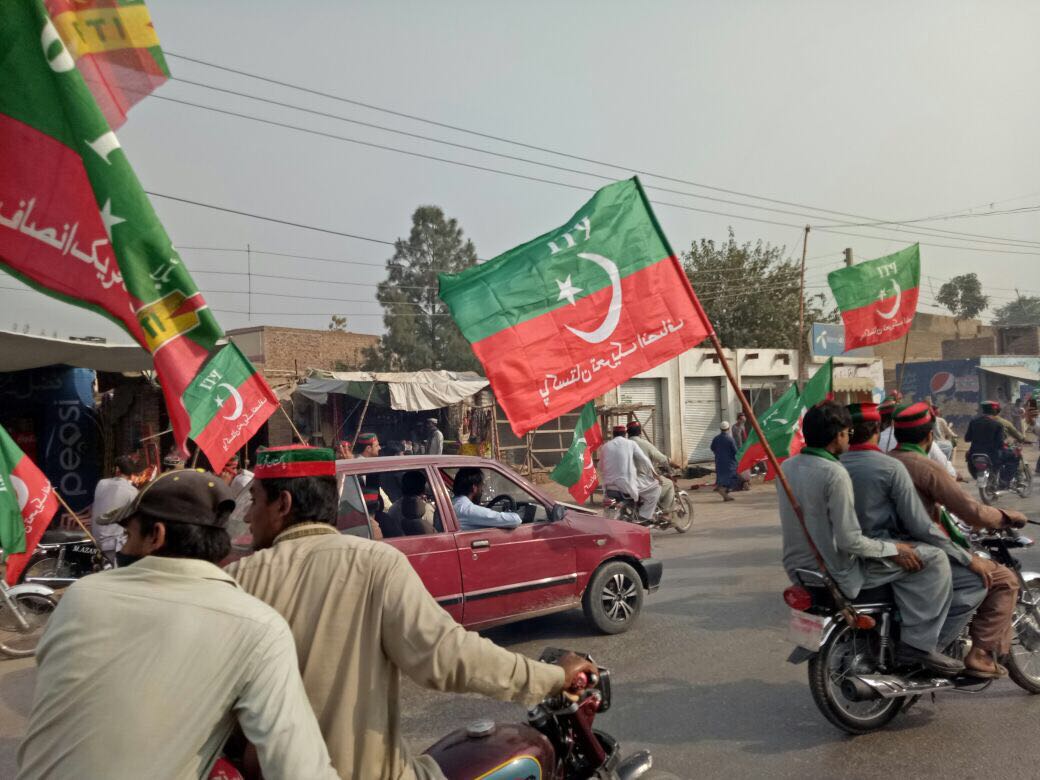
[555,252,622,344]
[214,383,245,421]
[876,279,902,320]
[10,476,29,511]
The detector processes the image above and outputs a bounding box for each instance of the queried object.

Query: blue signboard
[810,323,871,358]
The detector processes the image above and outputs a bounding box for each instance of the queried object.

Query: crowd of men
[779,399,1027,678]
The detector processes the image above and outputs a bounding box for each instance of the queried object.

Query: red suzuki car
[231,455,662,634]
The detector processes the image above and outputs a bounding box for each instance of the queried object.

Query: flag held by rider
[0,1,239,458]
[439,177,713,436]
[0,424,59,586]
[181,343,279,473]
[827,244,920,350]
[550,403,604,504]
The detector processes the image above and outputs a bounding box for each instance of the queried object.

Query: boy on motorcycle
[889,402,1026,678]
[842,402,997,677]
[777,401,964,676]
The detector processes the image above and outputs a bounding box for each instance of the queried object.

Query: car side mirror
[550,504,567,522]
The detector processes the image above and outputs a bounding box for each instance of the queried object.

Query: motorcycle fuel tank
[423,721,555,780]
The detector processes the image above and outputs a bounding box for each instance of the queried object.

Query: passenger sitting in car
[451,468,521,531]
[385,471,436,536]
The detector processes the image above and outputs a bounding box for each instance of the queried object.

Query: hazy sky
[5,0,1040,342]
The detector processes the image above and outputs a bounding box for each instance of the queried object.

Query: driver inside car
[451,467,522,531]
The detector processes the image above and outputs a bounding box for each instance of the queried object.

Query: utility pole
[796,225,811,390]
[246,243,252,322]
[844,247,853,267]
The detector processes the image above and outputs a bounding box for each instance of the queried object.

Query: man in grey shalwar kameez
[777,401,964,676]
[840,402,986,664]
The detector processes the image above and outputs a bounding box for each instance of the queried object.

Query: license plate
[788,609,827,651]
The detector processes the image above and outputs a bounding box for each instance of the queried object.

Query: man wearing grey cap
[425,417,444,455]
[17,470,337,780]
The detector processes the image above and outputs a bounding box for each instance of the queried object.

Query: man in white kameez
[598,424,661,522]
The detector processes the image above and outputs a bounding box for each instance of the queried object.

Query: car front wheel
[582,560,644,634]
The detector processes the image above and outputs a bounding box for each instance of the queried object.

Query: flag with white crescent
[827,244,920,350]
[181,343,278,473]
[0,423,58,585]
[439,177,714,436]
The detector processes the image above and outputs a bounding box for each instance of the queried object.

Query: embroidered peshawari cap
[254,445,336,479]
[847,402,881,424]
[893,402,934,430]
[878,398,897,419]
[356,433,378,445]
[981,400,1001,415]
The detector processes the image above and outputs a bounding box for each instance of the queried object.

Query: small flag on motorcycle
[0,424,59,585]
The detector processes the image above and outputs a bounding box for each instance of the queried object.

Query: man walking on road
[230,445,596,779]
[711,421,745,501]
[19,470,337,780]
[777,401,963,676]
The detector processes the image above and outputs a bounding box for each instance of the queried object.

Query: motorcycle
[0,567,56,658]
[423,648,671,779]
[784,524,1040,734]
[21,527,108,588]
[972,448,1032,505]
[604,471,693,533]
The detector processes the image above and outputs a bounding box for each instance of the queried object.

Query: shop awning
[0,329,152,373]
[297,369,489,411]
[980,365,1040,383]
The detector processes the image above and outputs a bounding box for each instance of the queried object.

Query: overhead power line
[165,50,1040,250]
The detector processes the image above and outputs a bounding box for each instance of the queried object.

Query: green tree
[364,206,481,371]
[993,295,1040,326]
[682,229,835,349]
[327,315,348,331]
[936,273,988,321]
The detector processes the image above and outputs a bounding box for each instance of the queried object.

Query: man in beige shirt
[18,469,337,780]
[228,445,595,780]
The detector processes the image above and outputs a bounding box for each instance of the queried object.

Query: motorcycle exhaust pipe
[617,751,654,780]
[847,674,957,700]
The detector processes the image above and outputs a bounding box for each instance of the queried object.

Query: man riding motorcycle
[626,420,681,518]
[966,401,1021,487]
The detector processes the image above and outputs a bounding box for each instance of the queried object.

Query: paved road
[0,463,1037,778]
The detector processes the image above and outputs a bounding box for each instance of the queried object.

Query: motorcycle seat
[605,489,632,501]
[40,528,90,545]
[851,584,894,604]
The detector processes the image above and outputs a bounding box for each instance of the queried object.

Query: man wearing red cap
[891,402,1026,677]
[844,402,990,676]
[230,445,596,779]
[626,420,682,517]
[599,424,661,522]
[353,432,381,458]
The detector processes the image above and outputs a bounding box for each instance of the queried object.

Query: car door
[349,466,465,623]
[445,465,579,627]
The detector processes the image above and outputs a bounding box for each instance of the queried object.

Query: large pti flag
[736,358,833,479]
[440,178,713,435]
[44,0,171,129]
[0,424,59,586]
[0,0,223,456]
[181,343,279,473]
[550,402,604,503]
[827,244,920,350]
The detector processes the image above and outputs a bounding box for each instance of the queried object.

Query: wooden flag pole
[278,405,309,446]
[706,329,859,625]
[896,328,912,394]
[796,225,811,391]
[51,489,101,550]
[351,383,377,448]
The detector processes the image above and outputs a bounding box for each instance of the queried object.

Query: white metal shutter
[683,378,721,462]
[618,379,665,451]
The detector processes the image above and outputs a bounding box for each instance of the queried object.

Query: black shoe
[893,644,965,677]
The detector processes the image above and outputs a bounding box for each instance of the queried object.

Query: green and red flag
[736,358,833,479]
[45,0,170,129]
[550,402,604,503]
[181,343,279,473]
[0,424,59,586]
[827,244,920,350]
[439,178,713,436]
[0,0,223,456]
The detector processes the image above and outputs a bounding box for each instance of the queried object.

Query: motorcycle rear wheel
[978,479,997,506]
[1008,579,1040,694]
[1015,466,1033,499]
[807,625,902,734]
[0,593,57,658]
[22,554,76,583]
[670,493,693,533]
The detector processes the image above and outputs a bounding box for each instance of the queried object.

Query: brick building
[872,312,994,386]
[226,325,380,447]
